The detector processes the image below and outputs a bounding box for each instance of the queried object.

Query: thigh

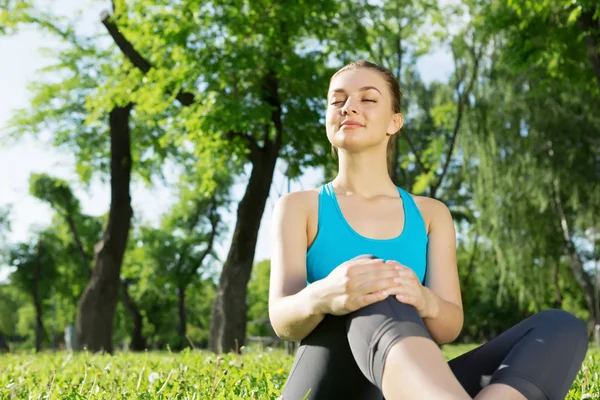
[281,313,382,400]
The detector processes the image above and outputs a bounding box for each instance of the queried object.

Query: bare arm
[268,192,325,342]
[269,191,410,342]
[421,199,464,344]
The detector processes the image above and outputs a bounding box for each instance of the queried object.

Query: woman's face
[326,68,401,154]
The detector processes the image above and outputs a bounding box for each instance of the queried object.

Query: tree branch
[197,199,219,267]
[260,67,284,153]
[402,132,428,173]
[430,45,481,199]
[100,11,196,106]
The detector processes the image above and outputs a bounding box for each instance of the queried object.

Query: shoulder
[409,195,453,234]
[272,188,320,221]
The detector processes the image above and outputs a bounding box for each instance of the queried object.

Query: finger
[385,260,412,271]
[346,258,393,276]
[385,283,422,299]
[385,261,419,279]
[354,268,404,283]
[397,268,418,279]
[354,275,403,295]
[387,277,418,290]
[355,290,390,309]
[395,294,413,304]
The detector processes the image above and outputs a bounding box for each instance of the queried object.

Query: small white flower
[148,372,160,384]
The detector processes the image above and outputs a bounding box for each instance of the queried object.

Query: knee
[345,298,431,388]
[536,309,589,345]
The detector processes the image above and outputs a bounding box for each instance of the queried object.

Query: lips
[341,120,364,128]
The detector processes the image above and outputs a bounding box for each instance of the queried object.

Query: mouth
[340,120,365,129]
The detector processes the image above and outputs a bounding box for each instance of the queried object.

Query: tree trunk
[32,279,44,352]
[0,330,9,353]
[462,230,480,302]
[552,262,562,309]
[33,242,45,352]
[120,279,146,351]
[577,9,600,91]
[551,182,598,334]
[177,284,186,348]
[76,104,133,353]
[209,148,279,354]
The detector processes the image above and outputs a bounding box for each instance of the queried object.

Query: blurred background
[0,0,598,354]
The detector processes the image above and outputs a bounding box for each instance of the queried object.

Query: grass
[0,345,597,399]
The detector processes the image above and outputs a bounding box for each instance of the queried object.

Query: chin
[334,142,367,154]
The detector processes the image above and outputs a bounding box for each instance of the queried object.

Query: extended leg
[448,309,588,400]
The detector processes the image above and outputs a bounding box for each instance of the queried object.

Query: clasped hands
[315,255,436,319]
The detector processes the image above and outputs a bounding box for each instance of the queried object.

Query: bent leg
[449,309,589,400]
[346,297,471,399]
[281,313,382,400]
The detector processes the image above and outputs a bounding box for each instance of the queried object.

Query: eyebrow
[329,86,382,96]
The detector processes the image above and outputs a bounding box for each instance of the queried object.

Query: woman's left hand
[384,260,438,319]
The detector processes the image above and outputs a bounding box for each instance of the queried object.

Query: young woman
[268,60,588,400]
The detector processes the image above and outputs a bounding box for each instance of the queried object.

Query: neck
[333,146,396,197]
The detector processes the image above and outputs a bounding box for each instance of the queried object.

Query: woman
[268,60,588,400]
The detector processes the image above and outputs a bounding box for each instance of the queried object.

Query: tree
[97,0,348,353]
[5,231,60,351]
[139,171,228,349]
[3,1,181,351]
[460,0,600,338]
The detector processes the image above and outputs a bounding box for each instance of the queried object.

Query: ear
[387,113,404,136]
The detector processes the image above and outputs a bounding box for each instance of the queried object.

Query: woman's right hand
[313,255,402,316]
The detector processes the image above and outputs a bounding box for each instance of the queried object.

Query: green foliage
[6,233,58,304]
[29,174,80,218]
[0,284,21,337]
[480,0,599,94]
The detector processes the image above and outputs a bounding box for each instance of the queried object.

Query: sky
[0,0,455,279]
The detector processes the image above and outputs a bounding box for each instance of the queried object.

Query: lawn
[0,345,597,399]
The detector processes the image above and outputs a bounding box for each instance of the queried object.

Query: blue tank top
[306,182,428,284]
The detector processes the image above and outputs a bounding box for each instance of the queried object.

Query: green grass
[0,345,597,399]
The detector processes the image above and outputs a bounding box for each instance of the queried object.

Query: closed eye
[330,99,377,105]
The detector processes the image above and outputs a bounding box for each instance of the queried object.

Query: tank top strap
[315,182,342,235]
[397,187,427,236]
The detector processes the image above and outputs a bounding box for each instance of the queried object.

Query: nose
[341,97,359,115]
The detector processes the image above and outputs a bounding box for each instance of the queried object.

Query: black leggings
[282,298,588,400]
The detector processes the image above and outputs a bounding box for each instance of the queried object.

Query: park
[0,0,599,398]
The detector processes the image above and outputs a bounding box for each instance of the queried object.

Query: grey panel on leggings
[346,298,432,389]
